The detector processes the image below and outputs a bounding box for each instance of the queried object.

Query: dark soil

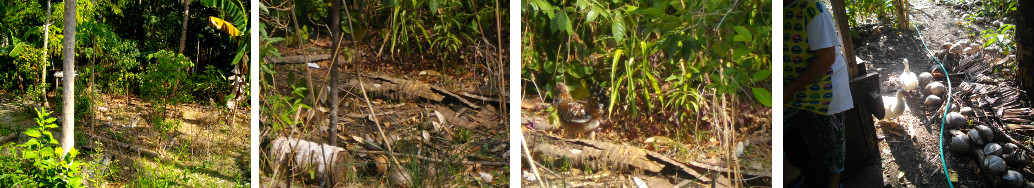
[852,0,1014,187]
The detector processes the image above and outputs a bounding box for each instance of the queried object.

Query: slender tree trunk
[90,37,96,134]
[327,0,342,185]
[178,0,192,55]
[61,0,77,157]
[329,0,341,148]
[42,0,51,107]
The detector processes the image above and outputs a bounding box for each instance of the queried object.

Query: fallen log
[341,74,480,109]
[268,137,356,185]
[266,54,332,64]
[0,132,17,143]
[86,133,160,158]
[527,133,713,183]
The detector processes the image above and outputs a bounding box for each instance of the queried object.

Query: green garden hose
[909,19,955,188]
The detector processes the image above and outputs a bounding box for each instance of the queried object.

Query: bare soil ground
[853,0,1016,187]
[0,93,250,187]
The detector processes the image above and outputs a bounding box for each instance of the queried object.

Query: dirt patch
[0,93,250,187]
[853,0,1016,187]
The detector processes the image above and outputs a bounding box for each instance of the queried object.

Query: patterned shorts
[785,108,846,173]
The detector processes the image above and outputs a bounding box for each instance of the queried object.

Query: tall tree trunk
[42,0,51,107]
[61,0,77,157]
[178,0,192,54]
[327,0,341,185]
[329,0,341,148]
[1018,0,1034,100]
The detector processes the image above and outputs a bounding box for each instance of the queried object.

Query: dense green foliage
[141,50,195,104]
[261,0,507,63]
[0,0,249,104]
[522,0,772,126]
[0,108,85,187]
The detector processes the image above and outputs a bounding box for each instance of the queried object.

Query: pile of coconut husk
[926,39,1034,187]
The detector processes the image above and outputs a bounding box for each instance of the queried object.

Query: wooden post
[830,0,861,77]
[844,73,882,171]
[1017,0,1034,101]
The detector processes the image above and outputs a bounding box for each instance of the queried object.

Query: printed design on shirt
[784,0,835,115]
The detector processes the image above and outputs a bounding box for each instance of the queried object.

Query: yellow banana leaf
[208,16,240,37]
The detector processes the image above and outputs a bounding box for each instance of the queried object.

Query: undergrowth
[0,107,86,187]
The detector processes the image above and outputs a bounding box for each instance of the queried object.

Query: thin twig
[522,132,547,187]
[713,0,741,33]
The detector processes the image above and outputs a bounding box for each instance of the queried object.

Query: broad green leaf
[733,26,752,42]
[8,42,25,57]
[25,129,41,138]
[753,69,771,81]
[550,10,573,35]
[586,8,599,23]
[752,87,772,107]
[612,12,626,42]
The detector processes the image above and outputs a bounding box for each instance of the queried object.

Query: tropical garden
[259,0,508,187]
[520,0,772,187]
[0,0,250,187]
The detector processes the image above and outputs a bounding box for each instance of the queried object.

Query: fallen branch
[341,74,481,109]
[0,132,17,143]
[86,133,160,158]
[348,148,506,166]
[527,133,712,183]
[266,54,332,64]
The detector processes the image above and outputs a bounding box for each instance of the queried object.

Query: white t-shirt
[806,3,854,114]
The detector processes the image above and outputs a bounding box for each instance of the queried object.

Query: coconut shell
[985,143,1003,156]
[925,95,943,107]
[926,82,946,95]
[985,155,1008,175]
[977,125,995,143]
[951,134,971,153]
[946,112,967,129]
[919,72,934,88]
[1004,143,1018,154]
[969,129,985,145]
[1002,170,1024,188]
[961,107,975,117]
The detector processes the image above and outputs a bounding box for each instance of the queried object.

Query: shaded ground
[259,38,508,187]
[519,94,772,187]
[852,0,1013,187]
[0,93,250,187]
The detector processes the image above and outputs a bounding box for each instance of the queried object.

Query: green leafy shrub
[140,50,194,105]
[522,0,772,122]
[83,29,142,97]
[0,107,85,188]
[192,65,230,102]
[3,45,45,94]
[981,23,1015,55]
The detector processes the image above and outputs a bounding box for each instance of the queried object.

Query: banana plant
[198,0,249,67]
[198,0,250,108]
